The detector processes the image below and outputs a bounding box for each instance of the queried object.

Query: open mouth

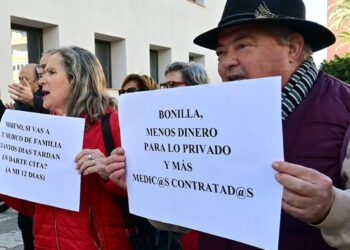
[42,90,50,97]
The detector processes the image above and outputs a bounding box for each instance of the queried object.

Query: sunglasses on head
[118,87,140,95]
[160,81,188,89]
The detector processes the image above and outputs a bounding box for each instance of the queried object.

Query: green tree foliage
[320,53,350,84]
[329,0,350,44]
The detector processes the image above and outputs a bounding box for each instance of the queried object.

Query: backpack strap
[101,112,179,249]
[101,112,115,155]
[101,112,138,235]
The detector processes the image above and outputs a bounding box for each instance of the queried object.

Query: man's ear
[288,33,305,63]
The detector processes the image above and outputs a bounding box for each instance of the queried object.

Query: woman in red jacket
[34,46,131,249]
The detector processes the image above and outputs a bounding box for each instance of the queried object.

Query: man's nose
[38,76,46,86]
[19,78,26,85]
[220,52,239,69]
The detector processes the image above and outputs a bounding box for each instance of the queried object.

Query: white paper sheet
[0,110,84,211]
[119,76,284,250]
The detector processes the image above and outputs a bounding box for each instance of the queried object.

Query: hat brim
[193,18,335,52]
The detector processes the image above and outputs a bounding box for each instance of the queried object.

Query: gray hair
[50,46,116,126]
[165,61,209,85]
[269,24,313,60]
[42,49,56,56]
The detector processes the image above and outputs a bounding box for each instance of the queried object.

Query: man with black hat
[193,0,350,249]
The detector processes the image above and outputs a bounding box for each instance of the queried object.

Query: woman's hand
[75,149,109,180]
[106,147,127,189]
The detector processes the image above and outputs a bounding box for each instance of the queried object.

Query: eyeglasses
[118,87,140,95]
[160,81,188,89]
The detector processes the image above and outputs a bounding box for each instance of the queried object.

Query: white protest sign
[119,76,284,250]
[0,110,85,211]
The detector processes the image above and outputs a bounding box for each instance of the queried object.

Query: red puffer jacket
[0,102,35,216]
[0,195,35,216]
[34,111,131,250]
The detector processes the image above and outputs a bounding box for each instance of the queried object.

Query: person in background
[108,61,210,250]
[10,63,40,110]
[118,73,158,96]
[7,50,54,114]
[160,61,209,88]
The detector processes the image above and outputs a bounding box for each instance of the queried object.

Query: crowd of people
[1,0,350,249]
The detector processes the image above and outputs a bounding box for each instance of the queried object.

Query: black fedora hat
[194,0,335,52]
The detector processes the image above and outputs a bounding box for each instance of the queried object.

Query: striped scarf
[281,57,319,120]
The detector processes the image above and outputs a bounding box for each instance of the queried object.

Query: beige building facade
[0,0,225,101]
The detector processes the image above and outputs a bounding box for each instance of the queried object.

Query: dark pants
[17,213,34,250]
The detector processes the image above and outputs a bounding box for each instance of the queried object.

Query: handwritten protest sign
[0,110,84,211]
[118,77,284,250]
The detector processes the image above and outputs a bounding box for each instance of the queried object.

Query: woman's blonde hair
[50,46,116,126]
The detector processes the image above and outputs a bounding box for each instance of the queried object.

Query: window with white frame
[150,45,171,83]
[95,39,112,88]
[189,52,205,65]
[11,24,43,82]
[95,33,126,89]
[150,50,159,82]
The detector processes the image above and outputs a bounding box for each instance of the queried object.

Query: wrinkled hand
[105,147,127,189]
[75,149,108,180]
[272,161,335,224]
[8,79,34,106]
